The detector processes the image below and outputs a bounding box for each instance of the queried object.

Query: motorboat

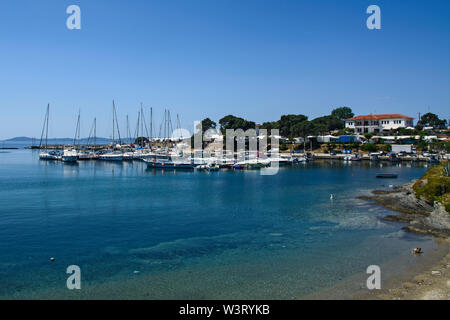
[376,173,398,178]
[144,159,195,169]
[62,149,78,163]
[39,150,60,160]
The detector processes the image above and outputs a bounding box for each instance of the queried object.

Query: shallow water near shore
[0,150,439,299]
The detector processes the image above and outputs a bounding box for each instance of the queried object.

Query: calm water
[0,150,436,299]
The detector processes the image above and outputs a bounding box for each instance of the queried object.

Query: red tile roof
[346,114,414,121]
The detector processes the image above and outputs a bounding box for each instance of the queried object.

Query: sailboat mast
[113,100,122,145]
[94,117,97,148]
[112,100,115,145]
[39,104,49,150]
[126,115,129,144]
[46,104,49,150]
[150,107,153,149]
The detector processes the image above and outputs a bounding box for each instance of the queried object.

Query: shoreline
[355,178,450,299]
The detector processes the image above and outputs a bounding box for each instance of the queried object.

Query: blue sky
[0,0,449,139]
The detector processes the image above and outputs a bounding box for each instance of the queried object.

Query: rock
[402,282,415,289]
[413,275,428,284]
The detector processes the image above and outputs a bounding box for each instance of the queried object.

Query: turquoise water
[0,150,435,299]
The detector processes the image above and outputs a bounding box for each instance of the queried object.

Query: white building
[345,114,414,134]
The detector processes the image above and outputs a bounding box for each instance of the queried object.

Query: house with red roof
[345,114,414,134]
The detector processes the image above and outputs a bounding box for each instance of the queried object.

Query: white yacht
[62,149,78,163]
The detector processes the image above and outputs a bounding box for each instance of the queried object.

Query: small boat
[369,152,380,161]
[99,152,123,161]
[144,159,195,169]
[39,150,60,160]
[268,157,289,166]
[196,164,220,172]
[305,153,314,161]
[62,149,79,163]
[235,159,270,169]
[122,152,135,161]
[376,173,398,178]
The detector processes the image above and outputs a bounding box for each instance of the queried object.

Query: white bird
[330,194,334,200]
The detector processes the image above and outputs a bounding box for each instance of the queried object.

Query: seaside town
[17,104,449,168]
[1,1,450,306]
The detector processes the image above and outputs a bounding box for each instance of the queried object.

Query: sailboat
[39,104,60,160]
[99,100,123,161]
[78,118,99,160]
[62,110,80,163]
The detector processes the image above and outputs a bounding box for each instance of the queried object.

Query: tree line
[196,107,354,138]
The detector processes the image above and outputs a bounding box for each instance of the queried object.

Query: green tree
[331,106,354,121]
[416,112,447,129]
[135,137,149,146]
[383,144,392,152]
[196,118,216,134]
[219,115,255,134]
[311,115,344,132]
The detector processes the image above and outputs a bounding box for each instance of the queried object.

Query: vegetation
[360,142,377,152]
[330,106,354,121]
[134,137,149,146]
[197,118,217,134]
[219,115,255,134]
[413,162,450,213]
[416,112,447,129]
[260,107,353,139]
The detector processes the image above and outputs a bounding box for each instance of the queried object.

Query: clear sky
[0,0,449,139]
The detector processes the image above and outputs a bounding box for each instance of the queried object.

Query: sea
[0,148,440,299]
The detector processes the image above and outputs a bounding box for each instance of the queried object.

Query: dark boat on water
[376,173,398,178]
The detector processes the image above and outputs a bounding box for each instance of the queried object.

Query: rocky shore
[358,176,450,300]
[358,182,450,238]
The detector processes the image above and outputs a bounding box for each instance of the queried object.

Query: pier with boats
[34,103,444,169]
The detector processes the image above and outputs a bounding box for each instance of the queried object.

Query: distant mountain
[0,137,136,148]
[3,136,34,142]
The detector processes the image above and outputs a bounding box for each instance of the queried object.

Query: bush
[361,143,378,152]
[383,144,392,152]
[413,163,450,212]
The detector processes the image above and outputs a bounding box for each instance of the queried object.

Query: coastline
[354,177,450,300]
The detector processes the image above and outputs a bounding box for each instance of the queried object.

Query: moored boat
[39,150,60,160]
[99,152,124,161]
[62,149,79,163]
[144,159,195,169]
[376,173,398,178]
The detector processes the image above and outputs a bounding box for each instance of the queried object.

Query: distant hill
[0,137,135,148]
[3,136,33,142]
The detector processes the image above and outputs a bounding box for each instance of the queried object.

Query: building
[345,114,414,133]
